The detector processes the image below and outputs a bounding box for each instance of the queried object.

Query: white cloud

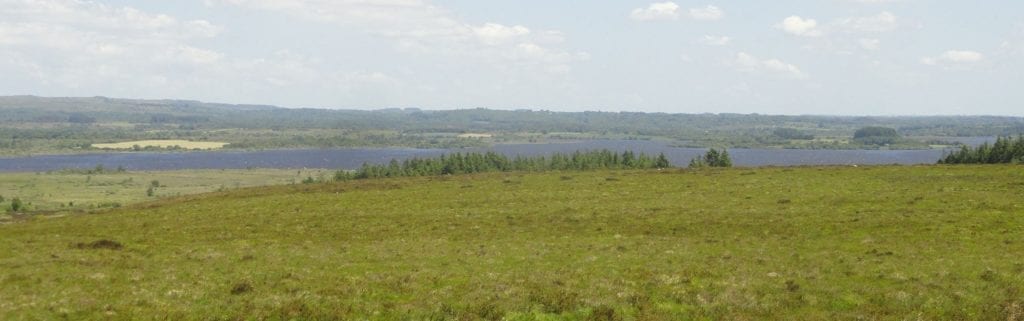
[631,3,724,22]
[836,11,899,33]
[921,50,985,66]
[700,35,731,46]
[859,38,881,50]
[0,0,225,89]
[167,46,224,64]
[779,16,823,37]
[473,23,530,46]
[732,52,808,79]
[214,0,585,75]
[0,0,412,106]
[689,5,724,21]
[630,2,680,21]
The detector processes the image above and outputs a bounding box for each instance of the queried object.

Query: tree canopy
[853,126,900,145]
[854,127,899,139]
[688,148,733,168]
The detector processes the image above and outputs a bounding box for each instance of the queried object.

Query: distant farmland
[92,140,229,150]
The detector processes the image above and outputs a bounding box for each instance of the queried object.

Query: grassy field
[0,168,331,216]
[1,165,1023,320]
[92,140,229,150]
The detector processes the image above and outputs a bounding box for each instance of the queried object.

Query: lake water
[0,140,967,172]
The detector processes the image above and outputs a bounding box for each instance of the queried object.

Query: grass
[0,168,331,215]
[91,140,229,150]
[1,165,1024,320]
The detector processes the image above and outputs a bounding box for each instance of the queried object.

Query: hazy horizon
[2,1,1023,116]
[9,94,1024,118]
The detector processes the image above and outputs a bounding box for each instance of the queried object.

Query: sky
[1,0,1022,115]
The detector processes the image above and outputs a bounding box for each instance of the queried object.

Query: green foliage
[66,113,96,124]
[0,195,4,203]
[8,197,22,212]
[939,135,1024,164]
[853,126,900,146]
[772,128,814,140]
[854,127,899,139]
[146,186,154,197]
[346,150,672,180]
[689,148,733,168]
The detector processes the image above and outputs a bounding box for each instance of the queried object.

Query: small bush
[75,240,123,250]
[9,197,23,212]
[231,282,253,295]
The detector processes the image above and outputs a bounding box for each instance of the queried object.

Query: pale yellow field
[456,133,493,138]
[91,140,228,150]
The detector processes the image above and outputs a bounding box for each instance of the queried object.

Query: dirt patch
[231,282,253,295]
[75,240,124,250]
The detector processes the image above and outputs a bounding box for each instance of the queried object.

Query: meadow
[1,165,1023,320]
[0,168,331,217]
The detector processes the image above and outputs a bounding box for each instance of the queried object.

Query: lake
[0,140,963,172]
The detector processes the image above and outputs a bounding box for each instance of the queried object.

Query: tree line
[336,150,672,180]
[939,135,1024,164]
[688,148,733,168]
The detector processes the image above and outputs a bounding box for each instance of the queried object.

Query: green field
[2,165,1024,320]
[0,168,331,216]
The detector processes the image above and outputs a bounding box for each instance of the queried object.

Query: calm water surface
[0,140,971,172]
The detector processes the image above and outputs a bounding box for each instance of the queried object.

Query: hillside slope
[2,166,1023,320]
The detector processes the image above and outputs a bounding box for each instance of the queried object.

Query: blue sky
[1,0,1022,115]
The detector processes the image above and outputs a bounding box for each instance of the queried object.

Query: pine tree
[689,148,734,168]
[938,136,1024,164]
[655,153,670,169]
[718,150,733,167]
[688,157,706,168]
[703,149,720,167]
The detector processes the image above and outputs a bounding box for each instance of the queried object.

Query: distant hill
[0,96,280,124]
[2,95,1023,135]
[0,95,279,112]
[1,95,1023,154]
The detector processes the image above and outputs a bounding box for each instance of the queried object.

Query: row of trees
[939,135,1024,164]
[688,148,733,168]
[336,150,672,180]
